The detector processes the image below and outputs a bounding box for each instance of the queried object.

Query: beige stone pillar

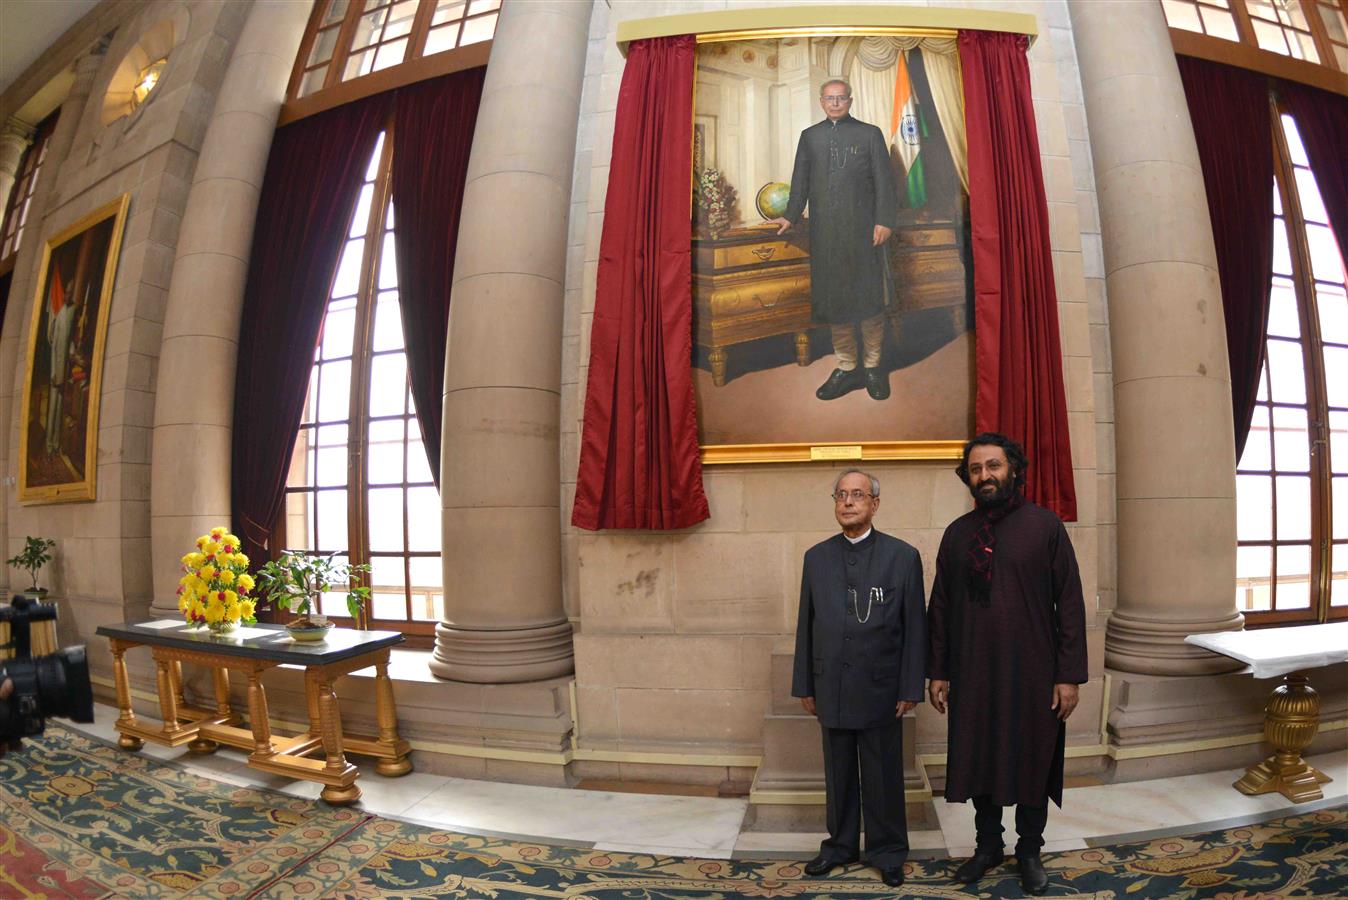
[1071,0,1243,674]
[148,0,310,617]
[0,45,106,594]
[0,118,36,217]
[430,0,591,683]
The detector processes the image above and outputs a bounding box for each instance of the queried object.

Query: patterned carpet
[1,725,1345,899]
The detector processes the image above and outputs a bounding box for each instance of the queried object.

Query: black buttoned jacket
[791,529,928,730]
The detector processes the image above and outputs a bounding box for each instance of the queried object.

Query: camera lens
[33,646,94,724]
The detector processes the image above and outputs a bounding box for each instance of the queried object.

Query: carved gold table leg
[110,641,142,750]
[315,675,361,805]
[1234,672,1332,803]
[246,668,275,762]
[710,347,727,386]
[374,660,412,776]
[155,658,180,731]
[795,331,811,366]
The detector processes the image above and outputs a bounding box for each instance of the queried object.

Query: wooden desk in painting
[96,620,411,805]
[1186,622,1348,803]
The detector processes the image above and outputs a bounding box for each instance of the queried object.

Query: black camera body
[0,595,94,741]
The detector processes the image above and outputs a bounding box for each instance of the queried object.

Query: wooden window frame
[0,113,58,266]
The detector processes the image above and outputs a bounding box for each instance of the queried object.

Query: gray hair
[833,468,879,498]
[820,78,852,99]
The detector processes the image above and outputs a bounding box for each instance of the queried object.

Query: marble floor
[64,702,1345,862]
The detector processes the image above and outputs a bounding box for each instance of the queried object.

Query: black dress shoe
[1017,853,1049,895]
[863,367,890,400]
[879,865,905,887]
[816,368,865,400]
[803,854,857,877]
[952,848,1004,883]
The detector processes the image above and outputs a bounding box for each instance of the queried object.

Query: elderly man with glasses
[769,78,900,401]
[791,468,927,888]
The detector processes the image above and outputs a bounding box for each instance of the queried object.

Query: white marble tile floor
[60,703,1346,861]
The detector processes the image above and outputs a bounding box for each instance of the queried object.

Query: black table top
[96,620,403,665]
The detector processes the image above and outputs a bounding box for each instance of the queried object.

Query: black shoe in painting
[863,367,890,400]
[816,368,865,400]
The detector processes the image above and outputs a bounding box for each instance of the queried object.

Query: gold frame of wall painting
[659,8,1040,466]
[19,194,130,503]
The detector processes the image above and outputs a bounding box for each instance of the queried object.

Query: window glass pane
[1253,19,1290,53]
[371,554,406,587]
[406,439,433,484]
[1272,218,1293,276]
[365,133,386,180]
[1323,3,1348,41]
[1240,405,1272,471]
[1318,284,1348,345]
[372,294,403,351]
[345,47,376,81]
[1267,278,1300,338]
[1246,0,1278,19]
[369,353,408,417]
[1293,167,1328,224]
[316,444,347,486]
[1291,29,1320,62]
[1331,411,1348,474]
[321,305,356,360]
[309,26,341,65]
[332,238,365,298]
[373,38,409,72]
[1333,543,1347,605]
[1280,114,1310,166]
[318,359,352,422]
[350,183,374,238]
[1256,365,1269,401]
[287,430,313,487]
[378,236,399,290]
[433,0,465,26]
[468,0,500,12]
[385,0,417,38]
[1238,474,1273,540]
[460,13,497,45]
[353,9,388,48]
[1275,544,1312,608]
[409,555,442,589]
[1324,346,1348,408]
[322,0,350,26]
[315,489,349,551]
[424,24,460,55]
[368,425,405,484]
[301,369,318,423]
[299,66,329,98]
[1236,544,1272,611]
[1163,0,1203,30]
[1275,475,1312,540]
[371,590,408,621]
[1271,405,1310,472]
[407,486,441,551]
[1335,476,1347,539]
[1335,44,1348,70]
[284,492,316,551]
[1306,223,1345,284]
[1201,5,1239,38]
[1265,339,1306,404]
[368,488,405,550]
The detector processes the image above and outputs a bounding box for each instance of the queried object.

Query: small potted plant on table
[255,550,371,641]
[7,536,56,600]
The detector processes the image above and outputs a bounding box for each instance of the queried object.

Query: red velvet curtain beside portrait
[571,35,709,530]
[961,30,1077,521]
[389,66,486,488]
[232,94,392,562]
[1176,56,1274,460]
[1280,81,1348,267]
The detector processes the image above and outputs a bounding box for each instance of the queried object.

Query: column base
[1105,608,1245,675]
[430,619,574,683]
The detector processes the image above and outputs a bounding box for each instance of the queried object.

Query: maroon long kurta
[928,501,1088,807]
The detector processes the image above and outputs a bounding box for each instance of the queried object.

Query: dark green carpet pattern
[1,724,1344,897]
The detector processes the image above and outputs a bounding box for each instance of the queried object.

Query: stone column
[148,0,310,616]
[0,117,36,217]
[430,0,591,683]
[0,44,106,592]
[1070,0,1244,674]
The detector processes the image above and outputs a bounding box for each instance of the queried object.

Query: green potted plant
[254,550,371,641]
[7,536,56,599]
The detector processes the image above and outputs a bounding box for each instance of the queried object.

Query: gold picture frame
[19,194,130,503]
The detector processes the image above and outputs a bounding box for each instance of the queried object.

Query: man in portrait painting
[45,277,77,457]
[769,78,899,402]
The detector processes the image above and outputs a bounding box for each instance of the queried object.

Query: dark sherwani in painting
[791,529,926,867]
[782,114,899,325]
[927,501,1088,807]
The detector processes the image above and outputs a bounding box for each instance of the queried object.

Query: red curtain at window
[232,93,392,562]
[571,34,709,531]
[1176,56,1275,460]
[961,30,1077,521]
[1279,80,1348,267]
[389,66,486,488]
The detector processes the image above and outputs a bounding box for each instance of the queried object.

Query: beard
[971,476,1016,508]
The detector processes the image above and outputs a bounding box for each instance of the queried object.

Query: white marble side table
[1186,622,1347,803]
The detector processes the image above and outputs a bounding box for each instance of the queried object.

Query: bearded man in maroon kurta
[927,433,1088,896]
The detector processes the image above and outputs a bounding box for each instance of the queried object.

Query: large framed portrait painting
[19,195,129,502]
[691,34,972,459]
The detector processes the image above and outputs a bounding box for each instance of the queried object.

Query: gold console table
[1186,622,1346,803]
[96,621,411,805]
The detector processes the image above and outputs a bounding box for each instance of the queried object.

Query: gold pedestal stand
[1234,672,1332,803]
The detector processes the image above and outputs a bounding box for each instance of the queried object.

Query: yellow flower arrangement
[178,526,256,633]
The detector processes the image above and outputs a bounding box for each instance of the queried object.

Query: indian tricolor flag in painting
[890,51,927,208]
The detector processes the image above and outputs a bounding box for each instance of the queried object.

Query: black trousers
[972,794,1048,856]
[819,718,909,867]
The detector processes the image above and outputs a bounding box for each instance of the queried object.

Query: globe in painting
[755,182,790,220]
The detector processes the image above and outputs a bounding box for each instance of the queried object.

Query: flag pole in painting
[891,51,927,208]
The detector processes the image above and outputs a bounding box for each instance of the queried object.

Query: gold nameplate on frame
[811,445,864,461]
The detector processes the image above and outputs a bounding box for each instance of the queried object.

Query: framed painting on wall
[19,194,130,503]
[691,32,973,464]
